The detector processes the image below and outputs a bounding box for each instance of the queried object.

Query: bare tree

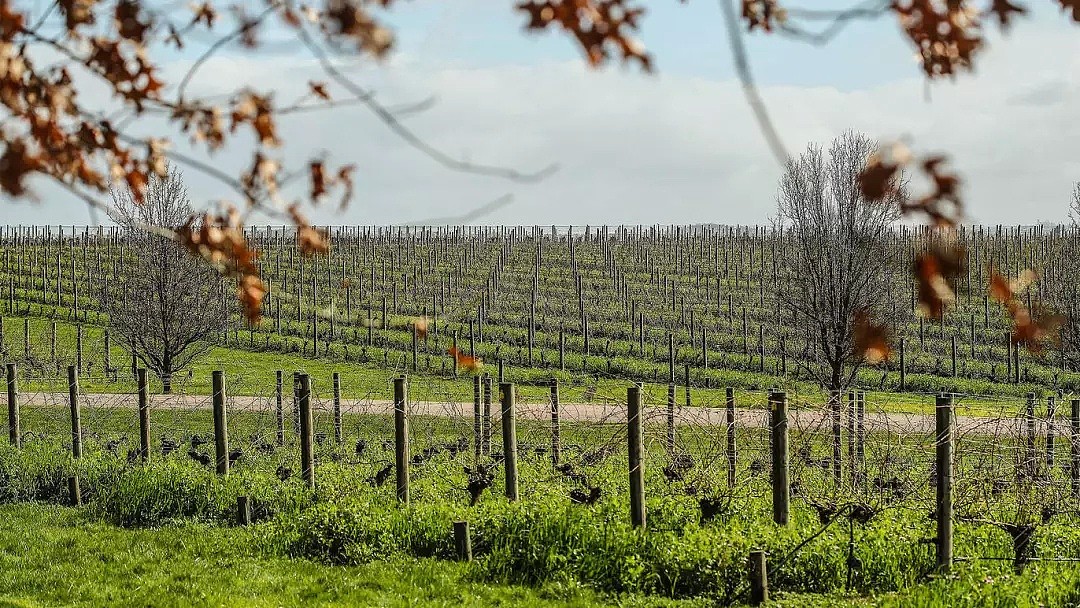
[1040,183,1080,373]
[1068,183,1080,227]
[774,130,903,392]
[100,166,229,393]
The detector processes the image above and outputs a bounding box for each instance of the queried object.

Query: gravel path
[13,392,1049,437]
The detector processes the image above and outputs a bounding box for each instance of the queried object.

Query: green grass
[5,502,1080,608]
[0,427,1073,596]
[0,503,706,608]
[1,416,1079,607]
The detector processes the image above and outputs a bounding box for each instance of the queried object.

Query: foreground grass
[3,502,1080,608]
[0,503,707,608]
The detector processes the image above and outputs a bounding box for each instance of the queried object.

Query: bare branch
[718,0,790,165]
[296,25,560,183]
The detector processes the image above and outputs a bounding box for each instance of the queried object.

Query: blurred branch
[719,0,790,166]
[397,193,515,226]
[296,26,560,184]
[779,0,892,46]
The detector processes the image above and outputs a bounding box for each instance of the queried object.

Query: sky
[3,0,1079,226]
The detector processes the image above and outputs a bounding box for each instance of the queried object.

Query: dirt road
[13,392,1048,438]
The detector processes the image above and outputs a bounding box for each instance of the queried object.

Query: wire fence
[6,363,1078,552]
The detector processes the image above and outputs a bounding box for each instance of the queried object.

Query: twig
[176,2,282,101]
[779,1,892,46]
[718,0,790,166]
[396,194,515,227]
[296,26,559,184]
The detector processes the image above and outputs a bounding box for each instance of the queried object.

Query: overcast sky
[3,1,1079,226]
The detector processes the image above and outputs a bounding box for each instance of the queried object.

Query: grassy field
[3,227,1079,606]
[0,315,1041,417]
[3,503,1080,608]
[0,503,699,608]
[0,401,1077,608]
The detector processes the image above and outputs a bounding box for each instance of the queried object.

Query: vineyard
[4,224,1080,607]
[1,223,1078,399]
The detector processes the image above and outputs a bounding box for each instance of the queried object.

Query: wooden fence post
[482,375,492,456]
[701,326,708,373]
[1047,395,1056,470]
[411,325,418,372]
[292,371,301,435]
[67,365,82,459]
[550,379,561,466]
[68,476,81,507]
[899,338,907,391]
[6,362,18,448]
[857,391,866,476]
[936,393,954,572]
[1071,398,1080,497]
[103,329,110,376]
[666,381,676,455]
[749,550,769,606]
[332,372,343,445]
[452,332,459,379]
[394,375,409,504]
[847,391,856,484]
[684,364,692,410]
[473,375,482,462]
[501,381,519,501]
[138,368,149,460]
[275,370,284,446]
[212,370,229,476]
[830,390,842,485]
[453,521,472,561]
[726,386,736,488]
[628,383,646,528]
[299,373,315,488]
[1025,392,1037,478]
[770,390,789,526]
[237,496,252,526]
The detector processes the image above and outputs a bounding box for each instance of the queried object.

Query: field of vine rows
[2,223,1078,399]
[3,224,1080,607]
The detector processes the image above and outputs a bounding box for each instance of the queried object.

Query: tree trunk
[162,349,173,394]
[829,360,844,393]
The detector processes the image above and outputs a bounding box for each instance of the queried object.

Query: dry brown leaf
[742,0,786,32]
[1057,0,1080,22]
[516,0,651,70]
[308,80,330,100]
[190,1,217,28]
[853,308,892,364]
[288,204,329,256]
[914,241,965,320]
[989,267,1037,304]
[412,316,429,339]
[449,346,483,371]
[892,0,983,79]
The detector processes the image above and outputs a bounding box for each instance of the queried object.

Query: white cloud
[4,23,1080,226]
